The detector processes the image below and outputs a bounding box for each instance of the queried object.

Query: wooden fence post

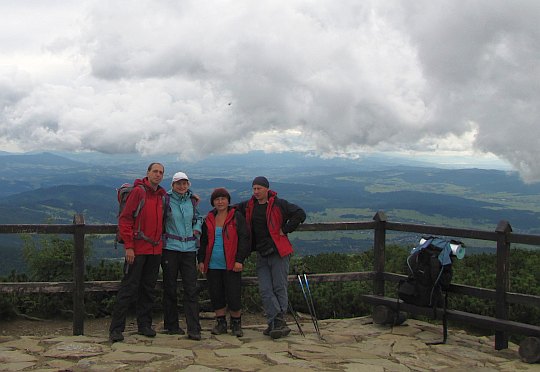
[72,213,86,336]
[495,220,511,350]
[373,211,387,296]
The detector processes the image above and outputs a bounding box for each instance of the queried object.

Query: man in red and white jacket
[236,176,306,339]
[109,162,167,343]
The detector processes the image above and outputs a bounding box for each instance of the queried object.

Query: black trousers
[109,254,161,333]
[207,269,242,312]
[161,250,201,334]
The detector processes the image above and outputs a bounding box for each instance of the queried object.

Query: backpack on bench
[397,236,464,344]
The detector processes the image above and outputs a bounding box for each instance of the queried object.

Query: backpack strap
[134,231,161,246]
[133,185,147,217]
[162,193,170,227]
[395,282,402,323]
[132,185,163,246]
[442,290,448,343]
[190,195,199,225]
[426,290,449,345]
[133,185,148,238]
[164,232,198,242]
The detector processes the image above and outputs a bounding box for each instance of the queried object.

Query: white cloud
[0,0,539,180]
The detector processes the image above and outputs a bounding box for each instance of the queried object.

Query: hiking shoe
[164,328,185,335]
[188,332,201,341]
[109,330,124,343]
[211,317,228,335]
[270,327,291,339]
[263,324,271,336]
[137,327,156,337]
[269,328,283,339]
[281,324,291,337]
[269,315,290,339]
[230,318,243,337]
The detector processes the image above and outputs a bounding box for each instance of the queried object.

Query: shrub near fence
[1,211,540,362]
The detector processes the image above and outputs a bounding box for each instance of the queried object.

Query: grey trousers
[256,252,290,324]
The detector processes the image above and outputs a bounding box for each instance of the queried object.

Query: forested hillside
[2,151,540,275]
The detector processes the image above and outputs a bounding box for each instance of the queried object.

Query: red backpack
[115,183,146,248]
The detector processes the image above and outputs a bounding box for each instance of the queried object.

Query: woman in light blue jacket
[161,171,203,340]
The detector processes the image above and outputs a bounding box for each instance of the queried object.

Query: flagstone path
[0,315,537,371]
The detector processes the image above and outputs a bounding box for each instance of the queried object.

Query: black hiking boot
[211,316,228,335]
[263,323,271,336]
[163,327,185,335]
[188,332,202,341]
[230,317,244,337]
[109,330,124,343]
[137,326,156,337]
[269,313,291,339]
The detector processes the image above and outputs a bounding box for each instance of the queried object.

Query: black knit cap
[252,176,269,188]
[210,187,231,206]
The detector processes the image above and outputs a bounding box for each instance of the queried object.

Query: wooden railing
[1,211,540,356]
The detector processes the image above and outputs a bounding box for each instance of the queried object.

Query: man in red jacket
[236,176,306,339]
[109,162,167,342]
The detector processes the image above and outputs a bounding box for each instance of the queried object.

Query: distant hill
[4,172,539,229]
[2,150,540,229]
[0,185,117,224]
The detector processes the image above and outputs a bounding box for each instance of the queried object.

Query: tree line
[1,234,539,342]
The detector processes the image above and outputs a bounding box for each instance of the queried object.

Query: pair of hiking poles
[288,273,323,339]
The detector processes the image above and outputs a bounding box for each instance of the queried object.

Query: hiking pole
[288,300,305,337]
[298,274,317,336]
[304,273,322,339]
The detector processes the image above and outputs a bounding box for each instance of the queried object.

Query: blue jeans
[256,252,290,324]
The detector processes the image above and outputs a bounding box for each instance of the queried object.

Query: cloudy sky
[1,1,539,179]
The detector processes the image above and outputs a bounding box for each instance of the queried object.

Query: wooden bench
[361,294,540,362]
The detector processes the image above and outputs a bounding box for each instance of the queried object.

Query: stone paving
[0,315,538,371]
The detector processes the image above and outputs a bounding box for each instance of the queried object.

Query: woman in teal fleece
[161,171,204,340]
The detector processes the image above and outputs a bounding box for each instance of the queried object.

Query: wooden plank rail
[1,211,539,352]
[382,272,540,308]
[0,272,372,293]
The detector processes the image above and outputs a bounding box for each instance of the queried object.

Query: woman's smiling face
[172,179,189,194]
